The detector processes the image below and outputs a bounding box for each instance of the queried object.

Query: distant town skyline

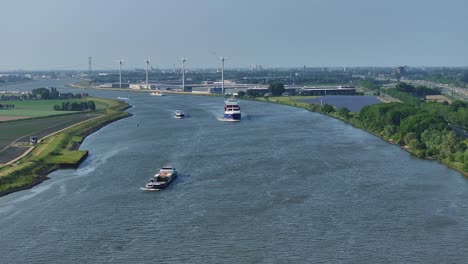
[1,0,467,70]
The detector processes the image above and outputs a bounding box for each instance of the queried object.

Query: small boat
[175,109,185,119]
[224,98,241,121]
[141,167,178,191]
[150,92,165,96]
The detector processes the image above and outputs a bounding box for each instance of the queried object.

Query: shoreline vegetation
[0,96,132,197]
[252,96,468,177]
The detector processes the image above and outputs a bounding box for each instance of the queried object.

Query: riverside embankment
[255,96,468,177]
[0,97,132,196]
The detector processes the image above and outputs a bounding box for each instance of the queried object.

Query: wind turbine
[181,57,188,92]
[144,58,150,90]
[210,51,228,95]
[116,58,123,88]
[219,56,227,95]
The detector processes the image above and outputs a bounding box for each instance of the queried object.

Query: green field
[0,97,131,194]
[0,97,115,156]
[0,99,106,117]
[0,113,99,150]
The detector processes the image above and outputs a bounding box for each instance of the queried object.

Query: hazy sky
[1,0,467,70]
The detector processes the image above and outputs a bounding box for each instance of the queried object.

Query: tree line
[53,101,96,111]
[0,104,15,109]
[297,100,467,172]
[2,87,88,101]
[381,83,467,129]
[354,102,467,171]
[262,81,468,173]
[394,82,441,98]
[32,87,60,99]
[381,82,443,105]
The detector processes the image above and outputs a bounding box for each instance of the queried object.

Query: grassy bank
[0,113,99,150]
[0,97,131,196]
[252,96,468,177]
[0,98,107,117]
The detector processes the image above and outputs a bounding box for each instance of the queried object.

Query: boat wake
[75,147,128,177]
[139,187,160,191]
[216,117,241,122]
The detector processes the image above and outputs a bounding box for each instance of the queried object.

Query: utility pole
[221,57,226,95]
[88,56,92,76]
[182,62,185,92]
[145,59,150,90]
[119,60,122,88]
[181,58,187,92]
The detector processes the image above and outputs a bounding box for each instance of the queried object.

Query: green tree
[50,87,60,98]
[71,102,81,111]
[268,83,285,96]
[87,101,96,111]
[32,87,50,99]
[404,132,417,145]
[246,89,259,97]
[337,107,350,119]
[461,70,468,83]
[321,104,335,113]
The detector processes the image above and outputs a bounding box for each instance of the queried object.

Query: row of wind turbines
[114,56,228,94]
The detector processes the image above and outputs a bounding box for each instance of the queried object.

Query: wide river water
[1,79,468,263]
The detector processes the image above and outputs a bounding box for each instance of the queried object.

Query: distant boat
[141,167,178,191]
[175,110,185,119]
[117,96,129,100]
[223,98,241,121]
[150,92,165,96]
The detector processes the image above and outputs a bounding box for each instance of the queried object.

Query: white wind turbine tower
[116,58,123,88]
[219,56,227,95]
[181,57,188,92]
[145,58,150,90]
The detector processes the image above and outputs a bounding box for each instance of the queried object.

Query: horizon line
[2,65,468,72]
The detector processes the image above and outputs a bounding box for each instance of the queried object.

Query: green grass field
[0,113,99,150]
[0,96,131,195]
[256,96,319,108]
[0,97,110,151]
[0,99,106,117]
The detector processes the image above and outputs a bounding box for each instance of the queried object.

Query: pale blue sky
[0,0,467,70]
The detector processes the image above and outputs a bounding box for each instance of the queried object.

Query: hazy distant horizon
[1,0,467,71]
[2,65,468,73]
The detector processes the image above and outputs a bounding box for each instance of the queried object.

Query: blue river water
[0,79,468,263]
[298,95,382,112]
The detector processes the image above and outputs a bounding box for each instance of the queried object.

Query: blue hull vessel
[224,98,241,121]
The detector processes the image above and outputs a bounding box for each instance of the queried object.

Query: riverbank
[0,97,132,197]
[253,96,468,177]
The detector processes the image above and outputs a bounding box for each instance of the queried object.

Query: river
[1,79,467,263]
